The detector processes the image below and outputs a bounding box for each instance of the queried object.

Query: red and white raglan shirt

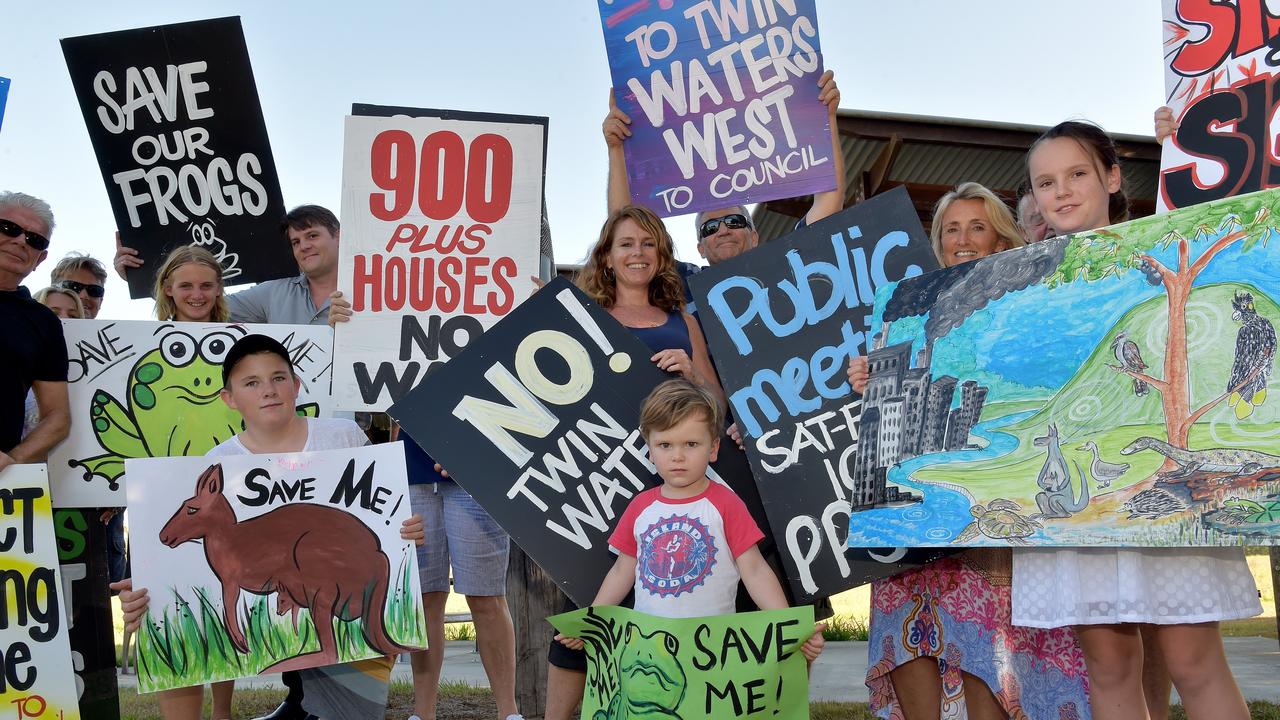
[609,481,764,618]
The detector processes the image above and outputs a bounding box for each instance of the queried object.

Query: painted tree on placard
[1044,190,1280,477]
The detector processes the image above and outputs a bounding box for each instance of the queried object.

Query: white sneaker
[505,715,525,720]
[407,716,422,720]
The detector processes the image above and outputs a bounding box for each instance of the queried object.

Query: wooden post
[508,542,563,719]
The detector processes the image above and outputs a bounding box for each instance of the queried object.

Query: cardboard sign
[61,17,291,298]
[0,465,81,720]
[333,106,546,411]
[689,187,946,602]
[597,0,834,216]
[48,320,333,507]
[391,279,670,604]
[549,605,813,720]
[852,188,1280,547]
[126,443,426,692]
[1159,0,1280,210]
[52,510,120,720]
[0,77,9,132]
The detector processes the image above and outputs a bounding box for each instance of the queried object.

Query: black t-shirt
[1,287,68,453]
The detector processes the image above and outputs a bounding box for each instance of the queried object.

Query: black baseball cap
[221,334,294,387]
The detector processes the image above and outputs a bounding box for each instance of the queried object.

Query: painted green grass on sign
[138,553,426,692]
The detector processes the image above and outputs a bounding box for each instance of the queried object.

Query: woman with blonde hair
[849,183,1087,719]
[147,244,235,719]
[33,285,86,319]
[152,245,229,323]
[928,181,1025,267]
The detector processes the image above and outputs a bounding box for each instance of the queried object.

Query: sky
[0,0,1165,321]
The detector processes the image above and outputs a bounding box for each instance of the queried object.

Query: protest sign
[52,510,120,719]
[549,605,812,720]
[61,17,291,298]
[48,320,333,507]
[852,188,1280,547]
[0,77,9,132]
[391,278,670,605]
[333,106,546,411]
[597,0,834,216]
[1159,0,1280,210]
[689,187,946,602]
[0,465,81,720]
[126,442,426,692]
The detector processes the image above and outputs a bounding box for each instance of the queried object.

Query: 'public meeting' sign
[61,17,291,298]
[597,0,835,216]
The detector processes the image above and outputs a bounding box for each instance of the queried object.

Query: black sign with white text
[62,16,291,298]
[690,187,951,603]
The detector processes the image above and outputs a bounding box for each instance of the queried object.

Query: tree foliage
[1044,190,1280,289]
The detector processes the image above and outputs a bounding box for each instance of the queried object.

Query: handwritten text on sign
[334,112,545,411]
[597,0,833,215]
[61,17,292,298]
[1159,0,1280,209]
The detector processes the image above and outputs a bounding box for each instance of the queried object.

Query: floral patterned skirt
[866,552,1090,720]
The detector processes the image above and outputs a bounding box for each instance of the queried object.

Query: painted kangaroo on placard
[1033,423,1089,518]
[159,463,406,672]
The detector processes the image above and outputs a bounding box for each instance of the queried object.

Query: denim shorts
[410,482,509,596]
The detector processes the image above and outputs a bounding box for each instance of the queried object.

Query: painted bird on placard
[1111,330,1149,396]
[1227,291,1276,420]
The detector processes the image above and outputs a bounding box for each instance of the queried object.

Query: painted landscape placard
[596,0,833,216]
[689,187,948,603]
[125,443,426,692]
[549,605,813,720]
[48,320,333,508]
[333,107,545,411]
[850,188,1280,548]
[1159,0,1280,210]
[0,465,81,720]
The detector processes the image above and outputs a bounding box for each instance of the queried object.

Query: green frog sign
[550,605,813,720]
[48,321,333,507]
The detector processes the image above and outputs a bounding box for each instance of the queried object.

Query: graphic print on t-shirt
[638,514,717,597]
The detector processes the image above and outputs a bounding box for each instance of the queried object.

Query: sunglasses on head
[0,218,50,252]
[58,279,106,299]
[698,213,751,239]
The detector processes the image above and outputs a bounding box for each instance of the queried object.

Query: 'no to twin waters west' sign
[597,0,836,216]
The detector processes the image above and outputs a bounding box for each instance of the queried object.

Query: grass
[137,554,427,692]
[116,685,1280,719]
[446,622,476,641]
[820,614,869,641]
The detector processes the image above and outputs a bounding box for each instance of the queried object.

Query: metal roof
[752,109,1161,244]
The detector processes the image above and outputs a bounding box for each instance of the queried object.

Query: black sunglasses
[58,279,106,299]
[0,218,50,252]
[698,213,751,239]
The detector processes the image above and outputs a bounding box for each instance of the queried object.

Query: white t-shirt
[609,481,763,618]
[206,417,369,457]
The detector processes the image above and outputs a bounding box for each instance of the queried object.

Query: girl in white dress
[1012,120,1261,720]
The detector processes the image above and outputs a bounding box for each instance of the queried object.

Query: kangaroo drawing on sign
[1033,423,1089,518]
[159,463,407,672]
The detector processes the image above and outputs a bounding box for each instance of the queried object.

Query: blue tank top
[628,311,692,356]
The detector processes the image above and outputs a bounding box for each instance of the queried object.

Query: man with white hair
[0,191,70,471]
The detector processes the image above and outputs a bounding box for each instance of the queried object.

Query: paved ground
[118,637,1280,703]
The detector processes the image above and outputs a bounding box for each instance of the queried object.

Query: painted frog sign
[125,443,427,692]
[549,605,813,720]
[60,16,292,298]
[0,465,81,720]
[47,320,332,507]
[688,187,949,603]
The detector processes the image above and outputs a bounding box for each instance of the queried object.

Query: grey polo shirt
[226,274,330,326]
